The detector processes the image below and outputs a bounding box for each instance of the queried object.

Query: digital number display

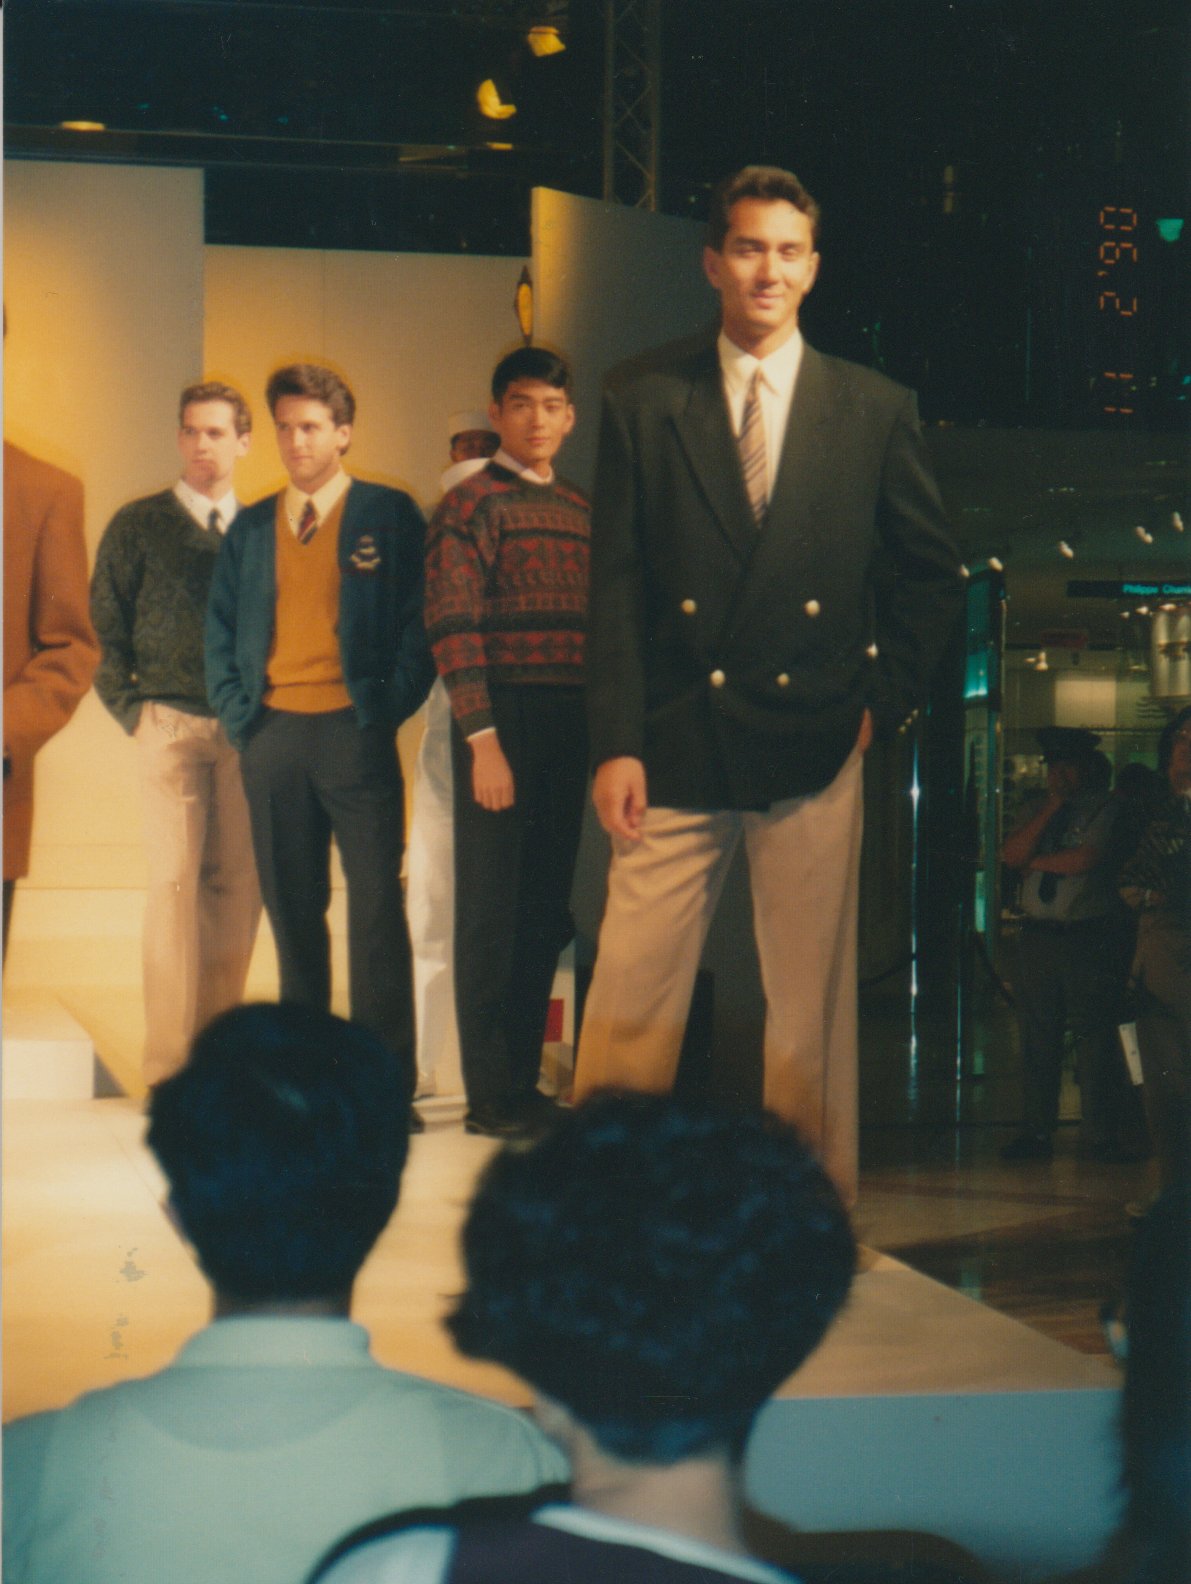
[1095,204,1141,420]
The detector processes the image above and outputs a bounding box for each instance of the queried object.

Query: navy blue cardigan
[205,479,434,748]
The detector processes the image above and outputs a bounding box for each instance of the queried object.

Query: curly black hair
[449,1093,855,1463]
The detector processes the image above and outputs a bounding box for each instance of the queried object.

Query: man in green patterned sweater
[91,382,261,1084]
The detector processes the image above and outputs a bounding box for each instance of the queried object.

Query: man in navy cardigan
[206,364,433,1109]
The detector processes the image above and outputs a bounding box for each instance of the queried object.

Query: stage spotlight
[514,265,533,344]
[527,25,566,56]
[477,80,516,119]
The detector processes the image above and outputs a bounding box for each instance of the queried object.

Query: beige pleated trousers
[136,702,261,1084]
[575,747,863,1204]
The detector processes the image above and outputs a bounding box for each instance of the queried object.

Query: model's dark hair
[147,1003,407,1302]
[1157,705,1191,777]
[449,1093,855,1463]
[179,381,252,435]
[491,346,571,403]
[266,363,356,429]
[706,165,821,251]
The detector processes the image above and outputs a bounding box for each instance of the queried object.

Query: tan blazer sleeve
[3,446,99,766]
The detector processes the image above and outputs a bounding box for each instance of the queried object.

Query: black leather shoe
[1000,1132,1053,1162]
[463,1103,529,1139]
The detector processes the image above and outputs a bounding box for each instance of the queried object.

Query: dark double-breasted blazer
[586,332,965,810]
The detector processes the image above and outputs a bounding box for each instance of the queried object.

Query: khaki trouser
[575,748,863,1204]
[136,702,261,1083]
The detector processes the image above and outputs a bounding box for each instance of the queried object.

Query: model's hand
[470,733,515,811]
[856,708,874,755]
[593,756,648,841]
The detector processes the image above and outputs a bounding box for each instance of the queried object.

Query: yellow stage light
[514,266,534,344]
[477,80,516,119]
[527,25,565,57]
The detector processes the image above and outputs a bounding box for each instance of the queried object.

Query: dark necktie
[207,507,222,536]
[1038,803,1074,904]
[738,370,768,525]
[297,499,318,544]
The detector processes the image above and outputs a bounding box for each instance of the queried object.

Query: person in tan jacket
[3,441,99,955]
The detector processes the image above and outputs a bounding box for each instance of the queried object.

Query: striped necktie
[738,370,767,524]
[297,499,318,544]
[206,507,222,536]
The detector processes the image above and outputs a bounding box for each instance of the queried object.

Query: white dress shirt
[717,329,805,502]
[283,467,352,537]
[175,479,238,533]
[493,446,555,485]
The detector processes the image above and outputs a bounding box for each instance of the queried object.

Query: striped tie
[297,499,318,544]
[738,370,767,524]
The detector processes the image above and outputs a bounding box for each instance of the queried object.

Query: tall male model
[575,166,964,1201]
[91,382,260,1081]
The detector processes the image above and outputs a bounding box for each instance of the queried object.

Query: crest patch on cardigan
[349,535,381,572]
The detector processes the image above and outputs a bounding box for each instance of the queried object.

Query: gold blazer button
[710,669,726,688]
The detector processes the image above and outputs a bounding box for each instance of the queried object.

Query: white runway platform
[2,995,1120,1580]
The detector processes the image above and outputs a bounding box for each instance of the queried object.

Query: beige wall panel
[203,247,528,515]
[532,186,710,492]
[4,161,205,911]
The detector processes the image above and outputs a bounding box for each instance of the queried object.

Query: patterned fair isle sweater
[424,462,589,736]
[91,489,225,732]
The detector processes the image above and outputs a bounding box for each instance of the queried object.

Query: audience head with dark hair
[450,1092,856,1465]
[147,1002,408,1311]
[1109,1184,1191,1584]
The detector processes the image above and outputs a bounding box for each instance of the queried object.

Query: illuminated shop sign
[1067,580,1191,599]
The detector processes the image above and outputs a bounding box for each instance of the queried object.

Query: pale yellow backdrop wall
[4,161,204,940]
[4,158,526,1001]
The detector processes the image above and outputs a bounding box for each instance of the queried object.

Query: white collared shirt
[493,446,554,486]
[283,468,352,537]
[174,479,238,534]
[717,329,804,501]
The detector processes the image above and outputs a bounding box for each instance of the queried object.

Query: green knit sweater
[90,489,226,732]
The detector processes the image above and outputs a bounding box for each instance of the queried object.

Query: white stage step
[2,993,101,1099]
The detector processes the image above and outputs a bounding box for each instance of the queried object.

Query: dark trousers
[1014,915,1138,1142]
[240,707,414,1089]
[451,686,588,1110]
[1133,915,1191,1192]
